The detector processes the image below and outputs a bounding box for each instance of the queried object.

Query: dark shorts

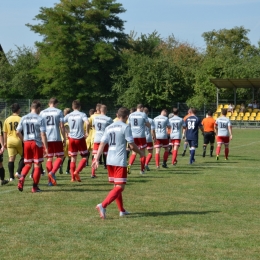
[188,140,198,148]
[0,154,3,163]
[204,132,215,144]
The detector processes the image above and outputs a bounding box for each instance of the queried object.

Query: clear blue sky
[1,0,260,52]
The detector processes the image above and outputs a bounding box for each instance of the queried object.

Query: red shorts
[92,143,109,155]
[169,139,181,146]
[154,139,169,148]
[69,137,88,156]
[47,141,64,158]
[217,136,230,144]
[107,165,127,184]
[23,141,44,164]
[133,137,147,149]
[146,142,154,150]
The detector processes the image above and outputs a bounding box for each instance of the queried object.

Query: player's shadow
[128,210,221,218]
[203,161,238,164]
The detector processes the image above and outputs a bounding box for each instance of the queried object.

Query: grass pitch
[0,129,259,259]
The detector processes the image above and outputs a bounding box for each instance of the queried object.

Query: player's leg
[210,133,215,157]
[32,162,42,192]
[91,143,99,178]
[182,139,188,156]
[202,133,209,158]
[172,139,180,165]
[73,138,88,181]
[155,147,161,168]
[216,136,222,160]
[224,139,230,160]
[0,154,9,186]
[145,143,153,171]
[162,143,169,168]
[15,143,25,179]
[8,154,16,181]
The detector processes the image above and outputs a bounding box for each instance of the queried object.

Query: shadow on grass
[203,161,238,164]
[128,210,221,218]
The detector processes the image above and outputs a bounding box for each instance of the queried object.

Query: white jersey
[64,110,88,139]
[153,115,171,139]
[169,116,184,139]
[101,121,134,167]
[93,115,113,143]
[40,107,64,142]
[128,111,149,138]
[215,116,231,136]
[145,117,155,143]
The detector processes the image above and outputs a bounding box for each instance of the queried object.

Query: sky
[0,0,260,52]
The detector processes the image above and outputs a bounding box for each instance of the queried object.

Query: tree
[27,0,127,107]
[0,46,40,99]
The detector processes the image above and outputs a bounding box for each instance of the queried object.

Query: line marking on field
[230,141,260,149]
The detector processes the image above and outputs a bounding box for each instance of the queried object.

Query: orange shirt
[183,114,190,121]
[202,117,215,132]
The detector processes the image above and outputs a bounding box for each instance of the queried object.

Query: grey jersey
[128,111,149,138]
[17,113,46,147]
[93,115,113,143]
[169,116,184,139]
[64,110,88,139]
[101,121,134,167]
[215,116,231,136]
[145,117,155,143]
[40,107,64,142]
[154,115,171,139]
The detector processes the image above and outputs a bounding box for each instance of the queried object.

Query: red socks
[172,150,177,164]
[21,164,31,177]
[155,153,160,167]
[225,148,229,158]
[46,161,53,173]
[140,156,146,171]
[115,192,125,212]
[216,146,221,156]
[163,151,169,162]
[75,158,87,173]
[129,154,136,165]
[51,158,62,174]
[70,161,76,178]
[33,166,41,185]
[145,153,152,165]
[102,186,123,208]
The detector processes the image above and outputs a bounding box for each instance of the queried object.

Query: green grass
[0,129,260,259]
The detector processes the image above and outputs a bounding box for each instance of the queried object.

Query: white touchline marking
[230,141,260,149]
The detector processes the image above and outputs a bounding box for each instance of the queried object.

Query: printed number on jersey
[188,121,195,129]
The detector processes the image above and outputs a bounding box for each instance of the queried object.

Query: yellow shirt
[88,113,100,141]
[3,115,21,138]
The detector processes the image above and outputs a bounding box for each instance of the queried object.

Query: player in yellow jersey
[85,108,95,166]
[59,108,71,174]
[3,103,23,181]
[0,119,9,186]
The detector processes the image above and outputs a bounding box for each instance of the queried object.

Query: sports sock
[103,154,107,167]
[102,186,123,208]
[168,145,172,153]
[70,161,76,178]
[46,161,53,173]
[225,147,229,158]
[8,162,15,179]
[0,167,5,180]
[21,164,31,177]
[140,156,146,171]
[203,145,206,151]
[184,143,188,151]
[126,150,130,159]
[172,150,177,164]
[163,151,169,162]
[115,192,125,212]
[190,149,195,164]
[128,154,136,165]
[33,165,41,185]
[16,157,25,175]
[75,158,87,173]
[210,146,214,155]
[66,159,71,172]
[216,146,221,156]
[155,153,160,167]
[51,158,62,174]
[145,153,152,165]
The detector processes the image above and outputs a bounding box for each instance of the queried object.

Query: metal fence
[1,99,260,128]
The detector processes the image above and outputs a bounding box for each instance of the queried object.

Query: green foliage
[26,0,127,107]
[0,46,40,99]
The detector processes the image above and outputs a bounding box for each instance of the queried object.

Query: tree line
[1,0,260,110]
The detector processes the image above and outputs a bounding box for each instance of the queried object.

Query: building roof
[210,78,260,89]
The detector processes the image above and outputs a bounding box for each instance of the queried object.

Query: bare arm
[60,122,66,146]
[145,121,151,128]
[16,131,24,142]
[41,132,48,154]
[228,126,232,140]
[0,135,4,154]
[151,129,156,141]
[3,132,7,148]
[129,142,144,157]
[85,120,89,138]
[91,142,106,169]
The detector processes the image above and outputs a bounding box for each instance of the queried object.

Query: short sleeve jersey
[153,115,171,139]
[16,113,46,147]
[64,110,88,139]
[3,115,21,139]
[202,117,215,132]
[101,121,134,167]
[169,116,184,139]
[184,115,202,141]
[145,117,155,143]
[40,107,64,142]
[93,115,113,143]
[128,111,149,138]
[215,116,231,137]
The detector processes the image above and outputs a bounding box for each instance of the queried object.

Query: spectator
[227,103,234,113]
[253,100,258,109]
[247,101,253,109]
[240,103,246,113]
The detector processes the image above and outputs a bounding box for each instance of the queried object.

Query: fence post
[28,99,30,113]
[5,101,7,118]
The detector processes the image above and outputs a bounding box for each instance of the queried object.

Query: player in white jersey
[92,107,144,219]
[215,108,232,160]
[91,105,113,178]
[154,109,171,168]
[16,100,48,193]
[64,100,89,182]
[40,98,66,186]
[169,108,184,165]
[143,107,156,171]
[128,104,150,174]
